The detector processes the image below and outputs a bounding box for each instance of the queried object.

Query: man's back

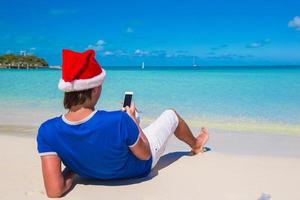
[37,110,152,179]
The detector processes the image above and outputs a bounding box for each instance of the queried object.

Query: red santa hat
[58,49,106,92]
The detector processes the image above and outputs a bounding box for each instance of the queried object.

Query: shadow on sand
[75,151,190,186]
[63,148,211,196]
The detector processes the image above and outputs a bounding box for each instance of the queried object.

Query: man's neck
[65,106,95,122]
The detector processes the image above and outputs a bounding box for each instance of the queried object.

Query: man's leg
[143,109,209,168]
[171,109,209,154]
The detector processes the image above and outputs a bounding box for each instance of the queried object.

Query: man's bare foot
[191,127,209,155]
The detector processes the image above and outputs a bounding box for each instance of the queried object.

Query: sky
[0,0,300,66]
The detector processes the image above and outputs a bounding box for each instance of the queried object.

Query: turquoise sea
[1,67,300,135]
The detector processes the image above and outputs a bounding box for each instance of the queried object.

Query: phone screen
[123,93,133,108]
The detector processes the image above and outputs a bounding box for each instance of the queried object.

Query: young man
[37,49,209,198]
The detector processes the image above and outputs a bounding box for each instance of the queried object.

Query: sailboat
[192,57,197,67]
[141,62,145,69]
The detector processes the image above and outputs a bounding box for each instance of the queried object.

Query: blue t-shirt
[36,110,152,179]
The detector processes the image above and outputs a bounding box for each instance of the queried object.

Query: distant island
[0,53,48,69]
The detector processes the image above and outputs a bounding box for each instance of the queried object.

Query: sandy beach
[1,126,300,200]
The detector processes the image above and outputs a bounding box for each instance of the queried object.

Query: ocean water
[1,67,300,134]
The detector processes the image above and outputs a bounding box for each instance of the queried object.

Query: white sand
[1,132,300,200]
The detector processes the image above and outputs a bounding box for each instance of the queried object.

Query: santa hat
[58,49,106,92]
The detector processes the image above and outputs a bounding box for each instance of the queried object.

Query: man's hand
[123,102,138,124]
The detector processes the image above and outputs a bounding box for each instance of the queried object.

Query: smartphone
[123,92,133,108]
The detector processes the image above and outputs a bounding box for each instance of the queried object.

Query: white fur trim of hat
[58,69,106,92]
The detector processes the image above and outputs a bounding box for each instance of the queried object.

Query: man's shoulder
[38,116,61,135]
[96,110,126,121]
[41,116,61,127]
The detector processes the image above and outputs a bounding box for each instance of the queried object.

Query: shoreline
[2,125,300,158]
[1,113,300,137]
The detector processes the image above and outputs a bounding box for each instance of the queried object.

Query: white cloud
[86,40,105,51]
[96,40,105,46]
[103,51,114,56]
[150,50,167,57]
[288,16,300,31]
[134,49,149,56]
[115,50,129,56]
[247,42,262,48]
[30,47,36,51]
[100,50,129,57]
[94,48,193,59]
[206,53,254,60]
[164,50,190,58]
[126,27,134,33]
[246,38,271,48]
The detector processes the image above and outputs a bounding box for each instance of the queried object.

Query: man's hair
[64,89,93,109]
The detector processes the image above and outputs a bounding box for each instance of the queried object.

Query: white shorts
[143,109,179,168]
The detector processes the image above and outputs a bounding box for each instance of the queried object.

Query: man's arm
[123,103,151,160]
[40,155,75,198]
[129,126,151,160]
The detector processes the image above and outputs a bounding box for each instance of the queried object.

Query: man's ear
[92,87,97,94]
[92,85,102,95]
